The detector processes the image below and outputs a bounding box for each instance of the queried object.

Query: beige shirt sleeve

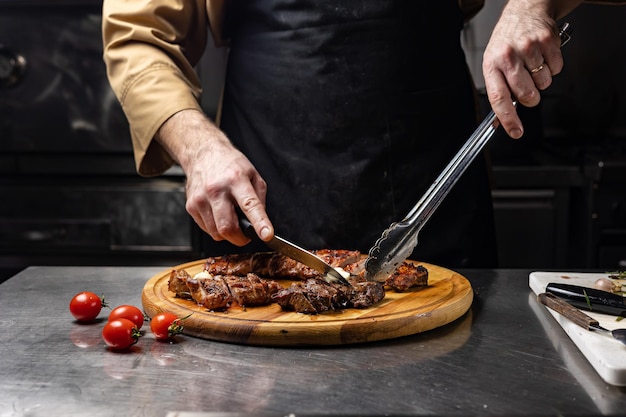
[102,0,224,176]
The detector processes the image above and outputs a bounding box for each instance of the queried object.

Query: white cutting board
[529,271,626,386]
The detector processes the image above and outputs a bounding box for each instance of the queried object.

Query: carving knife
[238,217,352,286]
[537,292,626,345]
[364,23,573,282]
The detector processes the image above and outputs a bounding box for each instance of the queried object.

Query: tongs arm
[363,111,500,282]
[364,23,573,282]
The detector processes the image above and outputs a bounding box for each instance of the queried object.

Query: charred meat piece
[168,269,194,300]
[272,279,338,314]
[168,270,282,310]
[185,272,233,310]
[272,278,384,314]
[272,290,317,314]
[266,255,319,279]
[203,252,313,279]
[224,274,282,306]
[343,258,366,278]
[303,278,350,312]
[203,253,258,276]
[335,259,428,292]
[169,250,427,313]
[345,280,387,308]
[312,249,360,268]
[385,262,429,292]
[203,250,360,280]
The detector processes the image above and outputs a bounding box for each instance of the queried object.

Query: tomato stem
[131,327,142,343]
[100,294,110,309]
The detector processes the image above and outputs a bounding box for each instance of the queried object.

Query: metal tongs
[364,23,573,282]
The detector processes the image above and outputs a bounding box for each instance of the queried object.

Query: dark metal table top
[0,266,624,416]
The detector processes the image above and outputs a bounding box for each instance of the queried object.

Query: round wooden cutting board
[142,260,473,346]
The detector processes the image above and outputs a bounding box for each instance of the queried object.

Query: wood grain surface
[142,260,473,346]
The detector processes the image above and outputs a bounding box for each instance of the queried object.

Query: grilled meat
[168,250,428,314]
[347,280,387,308]
[312,249,360,268]
[186,272,233,310]
[168,269,281,310]
[272,277,384,314]
[336,257,429,292]
[223,274,282,306]
[385,263,429,292]
[168,269,194,299]
[203,250,360,280]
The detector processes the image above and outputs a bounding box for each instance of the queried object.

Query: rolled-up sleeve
[102,0,210,176]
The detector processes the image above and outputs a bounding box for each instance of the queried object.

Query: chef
[102,0,498,267]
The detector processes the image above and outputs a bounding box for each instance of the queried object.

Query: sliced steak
[272,277,384,314]
[343,258,366,278]
[324,259,429,292]
[203,253,257,276]
[203,250,361,280]
[266,255,319,279]
[169,250,426,314]
[272,290,318,314]
[169,269,282,310]
[185,272,233,310]
[385,263,429,292]
[224,274,282,306]
[312,249,361,268]
[272,280,332,313]
[346,281,386,308]
[302,278,345,312]
[168,269,194,300]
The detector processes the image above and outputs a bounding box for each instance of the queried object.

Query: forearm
[501,0,624,21]
[156,108,273,245]
[155,109,233,173]
[102,0,210,175]
[499,0,584,20]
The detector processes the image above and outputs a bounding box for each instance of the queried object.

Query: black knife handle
[538,293,599,330]
[545,283,626,317]
[238,215,258,241]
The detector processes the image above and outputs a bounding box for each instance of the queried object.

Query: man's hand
[482,0,581,138]
[156,109,274,246]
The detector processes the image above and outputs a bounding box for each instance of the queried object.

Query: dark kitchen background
[1,0,625,282]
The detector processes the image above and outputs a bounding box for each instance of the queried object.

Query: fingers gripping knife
[364,23,573,282]
[238,217,352,286]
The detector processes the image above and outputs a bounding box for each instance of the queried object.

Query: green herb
[583,289,592,310]
[617,316,624,322]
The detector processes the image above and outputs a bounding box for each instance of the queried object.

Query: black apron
[208,0,497,268]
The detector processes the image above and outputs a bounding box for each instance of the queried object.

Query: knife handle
[238,215,258,241]
[538,292,599,331]
[545,283,626,317]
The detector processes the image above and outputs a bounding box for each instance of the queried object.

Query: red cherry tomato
[150,312,186,341]
[102,318,141,350]
[108,305,145,329]
[69,291,106,322]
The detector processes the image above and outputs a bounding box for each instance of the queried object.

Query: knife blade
[238,216,352,286]
[545,282,626,317]
[363,23,573,282]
